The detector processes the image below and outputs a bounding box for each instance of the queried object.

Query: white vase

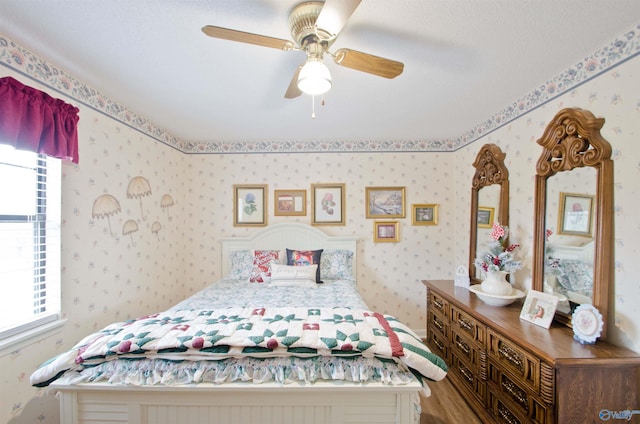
[480,270,513,296]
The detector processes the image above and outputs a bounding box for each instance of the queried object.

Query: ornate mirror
[469,144,510,284]
[532,108,613,338]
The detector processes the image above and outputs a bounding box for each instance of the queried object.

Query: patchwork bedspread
[31,306,447,387]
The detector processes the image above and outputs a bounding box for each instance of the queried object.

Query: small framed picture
[477,206,494,229]
[233,184,267,227]
[558,192,594,237]
[374,221,400,243]
[412,204,439,225]
[274,189,306,216]
[365,186,406,219]
[311,183,345,226]
[519,290,559,329]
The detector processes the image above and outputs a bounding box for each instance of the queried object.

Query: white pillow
[269,264,318,288]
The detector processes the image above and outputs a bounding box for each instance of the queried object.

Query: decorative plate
[572,304,604,344]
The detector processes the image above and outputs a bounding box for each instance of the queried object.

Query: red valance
[0,76,79,163]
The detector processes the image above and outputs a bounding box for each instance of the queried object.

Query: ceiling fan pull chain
[311,95,316,119]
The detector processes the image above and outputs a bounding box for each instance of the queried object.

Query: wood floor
[419,376,483,424]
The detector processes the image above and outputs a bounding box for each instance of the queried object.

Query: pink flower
[490,222,505,241]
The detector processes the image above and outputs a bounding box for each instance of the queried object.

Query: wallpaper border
[1,24,639,154]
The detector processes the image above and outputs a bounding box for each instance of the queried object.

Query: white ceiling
[1,1,639,146]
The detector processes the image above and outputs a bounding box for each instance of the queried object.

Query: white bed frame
[52,223,423,424]
[546,240,595,305]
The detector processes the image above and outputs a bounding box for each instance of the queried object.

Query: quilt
[31,306,447,387]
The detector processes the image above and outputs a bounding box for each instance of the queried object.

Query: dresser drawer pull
[432,315,444,332]
[433,297,444,311]
[457,317,472,332]
[497,403,521,424]
[498,343,524,372]
[433,337,445,352]
[456,339,471,355]
[459,365,474,384]
[501,377,528,411]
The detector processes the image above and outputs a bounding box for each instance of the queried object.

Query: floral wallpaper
[1,27,640,424]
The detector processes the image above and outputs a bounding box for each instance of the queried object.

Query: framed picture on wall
[365,186,406,218]
[558,192,594,236]
[274,189,306,216]
[233,184,267,226]
[477,206,495,228]
[374,221,399,243]
[412,204,439,225]
[311,183,345,226]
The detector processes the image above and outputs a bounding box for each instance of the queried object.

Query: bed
[31,222,447,424]
[545,240,595,311]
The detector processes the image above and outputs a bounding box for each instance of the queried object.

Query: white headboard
[219,222,358,278]
[548,240,595,264]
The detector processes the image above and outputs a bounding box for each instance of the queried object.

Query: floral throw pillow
[248,250,280,283]
[320,249,353,280]
[286,249,323,283]
[228,250,253,280]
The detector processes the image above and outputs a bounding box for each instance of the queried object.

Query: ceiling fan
[201,0,404,100]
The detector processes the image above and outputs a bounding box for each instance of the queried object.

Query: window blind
[0,146,61,340]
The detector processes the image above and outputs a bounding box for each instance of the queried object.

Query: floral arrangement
[474,222,522,273]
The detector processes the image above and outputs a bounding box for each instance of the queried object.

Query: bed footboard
[53,381,422,424]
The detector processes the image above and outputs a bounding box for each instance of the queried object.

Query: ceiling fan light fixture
[297,59,332,96]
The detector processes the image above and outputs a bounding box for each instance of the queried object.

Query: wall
[183,152,456,320]
[0,67,187,423]
[453,55,640,351]
[1,33,639,424]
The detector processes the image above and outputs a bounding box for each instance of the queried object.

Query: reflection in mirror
[532,108,613,338]
[543,167,596,314]
[469,144,509,284]
[475,185,501,280]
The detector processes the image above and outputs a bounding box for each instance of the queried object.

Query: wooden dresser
[423,280,640,424]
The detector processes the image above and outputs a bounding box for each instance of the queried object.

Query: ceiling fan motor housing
[289,1,334,48]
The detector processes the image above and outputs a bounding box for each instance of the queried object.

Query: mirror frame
[532,108,613,339]
[469,144,510,284]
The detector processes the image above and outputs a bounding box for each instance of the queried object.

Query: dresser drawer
[428,309,448,339]
[488,390,528,424]
[427,326,449,360]
[450,304,485,346]
[487,329,540,393]
[451,330,484,373]
[488,361,550,423]
[451,351,486,404]
[428,290,449,317]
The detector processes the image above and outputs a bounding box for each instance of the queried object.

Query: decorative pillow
[228,250,254,280]
[555,259,593,296]
[286,248,323,283]
[269,264,318,288]
[320,249,354,280]
[248,250,280,283]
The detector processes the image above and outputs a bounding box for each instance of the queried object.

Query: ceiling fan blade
[333,48,404,79]
[202,25,294,50]
[315,0,362,37]
[284,65,303,99]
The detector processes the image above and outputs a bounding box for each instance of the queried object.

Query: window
[0,145,61,343]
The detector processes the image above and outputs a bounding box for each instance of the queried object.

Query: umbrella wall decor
[151,221,162,239]
[92,194,121,236]
[160,194,174,218]
[127,176,152,220]
[122,219,139,246]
